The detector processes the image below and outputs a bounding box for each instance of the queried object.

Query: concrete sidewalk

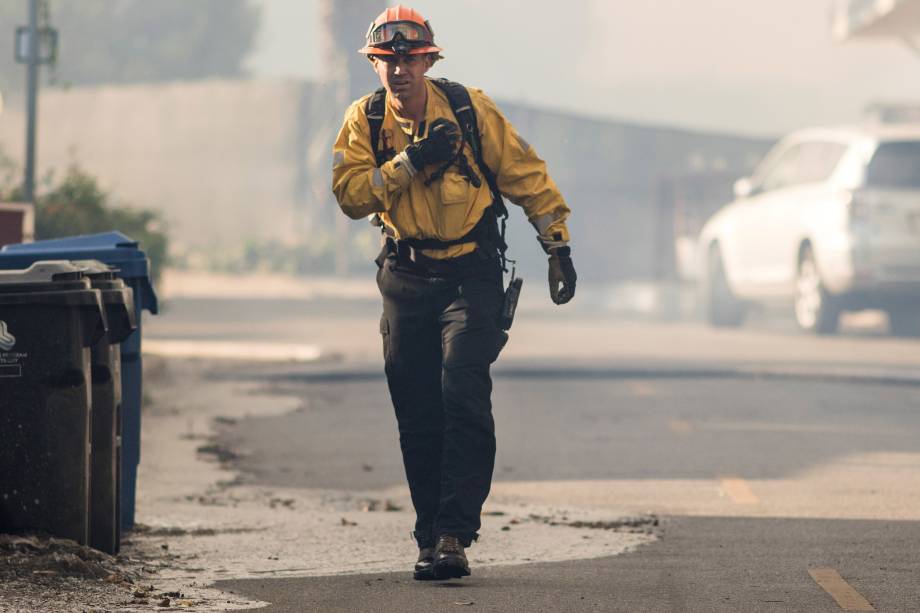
[217,516,920,613]
[115,357,659,612]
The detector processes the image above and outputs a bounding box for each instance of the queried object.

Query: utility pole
[3,0,51,245]
[15,0,57,204]
[22,0,39,203]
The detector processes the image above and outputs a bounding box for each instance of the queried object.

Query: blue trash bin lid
[0,232,158,314]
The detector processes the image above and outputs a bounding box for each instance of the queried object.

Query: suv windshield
[865,141,920,189]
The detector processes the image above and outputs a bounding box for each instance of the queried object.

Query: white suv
[699,125,920,335]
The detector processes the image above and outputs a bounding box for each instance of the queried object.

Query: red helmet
[358,5,442,56]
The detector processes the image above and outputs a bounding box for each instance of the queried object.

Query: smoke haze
[247,0,920,135]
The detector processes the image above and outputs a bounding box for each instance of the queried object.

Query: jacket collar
[387,79,449,139]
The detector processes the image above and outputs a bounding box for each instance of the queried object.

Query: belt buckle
[396,241,417,265]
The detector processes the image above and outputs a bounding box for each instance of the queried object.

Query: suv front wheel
[794,246,840,335]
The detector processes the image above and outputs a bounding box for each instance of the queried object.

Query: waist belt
[382,236,490,275]
[383,204,506,257]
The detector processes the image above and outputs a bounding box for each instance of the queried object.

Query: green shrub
[33,166,169,283]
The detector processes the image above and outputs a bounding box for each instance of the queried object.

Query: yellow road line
[627,381,656,397]
[667,419,694,434]
[719,477,759,504]
[808,568,875,611]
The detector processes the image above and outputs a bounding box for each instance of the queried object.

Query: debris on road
[564,515,660,534]
[269,497,296,509]
[133,524,265,538]
[360,498,403,512]
[519,513,660,534]
[196,443,242,463]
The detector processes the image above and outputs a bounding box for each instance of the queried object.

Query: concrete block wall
[0,79,314,260]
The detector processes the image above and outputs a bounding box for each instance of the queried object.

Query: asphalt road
[211,372,920,612]
[218,376,920,488]
[218,516,920,613]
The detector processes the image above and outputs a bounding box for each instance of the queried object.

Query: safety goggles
[366,20,433,48]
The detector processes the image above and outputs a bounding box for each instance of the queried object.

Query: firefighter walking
[332,5,576,580]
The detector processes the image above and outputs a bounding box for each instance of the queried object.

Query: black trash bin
[77,261,137,554]
[0,232,158,531]
[0,261,106,545]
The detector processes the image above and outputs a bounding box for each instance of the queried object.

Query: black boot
[433,535,471,579]
[414,546,436,580]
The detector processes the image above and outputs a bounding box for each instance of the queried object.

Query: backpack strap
[428,78,510,264]
[365,87,390,167]
[365,78,506,219]
[366,78,512,266]
[428,78,509,220]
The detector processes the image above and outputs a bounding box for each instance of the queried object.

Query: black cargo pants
[376,246,508,548]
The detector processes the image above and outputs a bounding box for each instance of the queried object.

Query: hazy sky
[246,0,920,136]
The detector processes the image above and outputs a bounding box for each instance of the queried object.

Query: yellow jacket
[332,79,571,259]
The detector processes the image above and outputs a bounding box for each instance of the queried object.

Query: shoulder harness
[365,78,510,265]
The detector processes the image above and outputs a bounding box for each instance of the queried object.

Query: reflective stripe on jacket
[332,79,571,259]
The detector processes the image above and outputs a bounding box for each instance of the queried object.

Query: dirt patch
[0,532,155,612]
[0,529,259,612]
[0,533,133,580]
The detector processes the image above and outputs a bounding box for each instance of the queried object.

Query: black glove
[405,118,461,170]
[548,246,577,305]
